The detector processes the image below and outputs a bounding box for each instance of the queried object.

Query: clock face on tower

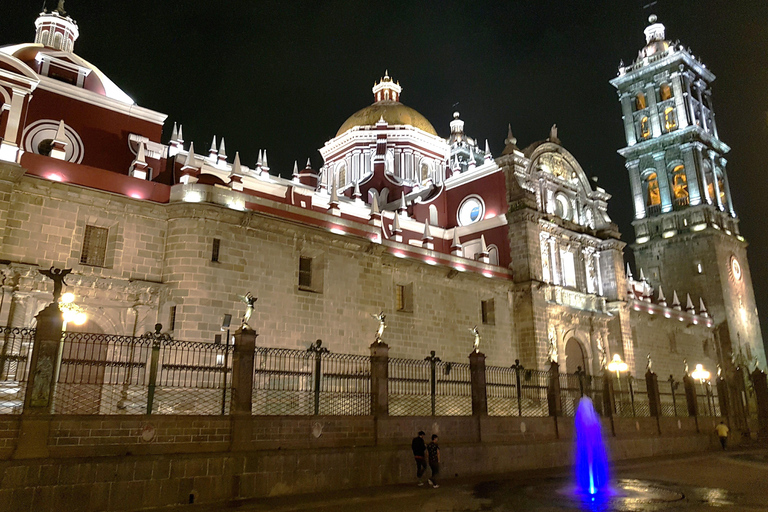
[730,255,742,282]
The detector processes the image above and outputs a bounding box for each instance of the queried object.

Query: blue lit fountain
[573,397,610,497]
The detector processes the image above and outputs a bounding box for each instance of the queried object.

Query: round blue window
[458,196,485,226]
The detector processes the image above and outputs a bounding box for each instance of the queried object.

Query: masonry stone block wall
[0,414,723,512]
[629,311,717,380]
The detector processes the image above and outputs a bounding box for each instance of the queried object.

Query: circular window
[730,256,742,281]
[22,119,84,163]
[457,195,485,226]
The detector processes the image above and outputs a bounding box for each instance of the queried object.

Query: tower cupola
[34,2,79,52]
[372,71,401,103]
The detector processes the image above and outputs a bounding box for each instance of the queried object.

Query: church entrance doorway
[565,338,587,374]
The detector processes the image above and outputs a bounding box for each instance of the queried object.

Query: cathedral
[0,7,763,380]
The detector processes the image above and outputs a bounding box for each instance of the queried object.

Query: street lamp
[60,292,87,327]
[691,364,713,416]
[691,364,710,382]
[607,354,629,415]
[607,354,628,379]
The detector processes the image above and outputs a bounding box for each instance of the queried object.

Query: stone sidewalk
[154,446,768,511]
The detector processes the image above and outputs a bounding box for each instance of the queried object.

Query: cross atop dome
[372,70,402,103]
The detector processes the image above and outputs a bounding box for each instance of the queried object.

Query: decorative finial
[649,14,657,24]
[238,292,257,330]
[371,311,386,343]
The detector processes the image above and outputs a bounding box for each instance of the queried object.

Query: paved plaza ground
[166,445,768,512]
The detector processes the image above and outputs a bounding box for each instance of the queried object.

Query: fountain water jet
[573,397,609,496]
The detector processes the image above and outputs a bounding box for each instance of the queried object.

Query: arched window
[716,171,726,205]
[646,173,661,207]
[40,30,50,46]
[420,161,430,182]
[635,93,647,110]
[337,163,346,187]
[640,116,650,139]
[488,245,499,266]
[428,205,438,226]
[660,83,672,101]
[671,165,688,202]
[53,33,63,50]
[664,107,677,132]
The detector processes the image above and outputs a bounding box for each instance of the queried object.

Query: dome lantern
[34,2,79,52]
[372,70,402,103]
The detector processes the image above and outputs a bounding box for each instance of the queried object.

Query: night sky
[2,1,767,339]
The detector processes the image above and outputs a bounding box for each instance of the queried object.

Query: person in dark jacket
[411,431,427,485]
[426,434,441,488]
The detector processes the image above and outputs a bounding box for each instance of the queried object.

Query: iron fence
[0,327,34,414]
[695,381,719,417]
[252,342,371,416]
[486,365,520,416]
[388,356,431,416]
[152,339,233,415]
[434,360,471,416]
[52,331,232,415]
[659,377,686,417]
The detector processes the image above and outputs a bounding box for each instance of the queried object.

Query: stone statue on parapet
[469,326,481,353]
[371,311,386,343]
[238,292,257,330]
[683,359,689,375]
[38,266,72,303]
[646,353,653,372]
[56,0,67,15]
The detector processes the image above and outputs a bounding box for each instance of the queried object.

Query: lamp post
[607,354,628,414]
[691,363,713,416]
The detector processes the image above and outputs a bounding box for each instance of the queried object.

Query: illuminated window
[80,225,108,267]
[337,164,346,187]
[53,33,63,50]
[672,165,688,200]
[664,107,677,132]
[717,175,726,204]
[635,93,647,110]
[660,83,672,101]
[481,299,495,325]
[646,173,661,207]
[640,116,650,139]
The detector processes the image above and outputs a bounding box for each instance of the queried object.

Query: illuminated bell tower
[611,16,766,369]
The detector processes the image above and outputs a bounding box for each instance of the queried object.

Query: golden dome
[336,100,438,137]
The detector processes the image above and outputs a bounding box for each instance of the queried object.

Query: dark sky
[3,1,768,338]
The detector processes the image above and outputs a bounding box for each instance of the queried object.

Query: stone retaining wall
[0,413,729,511]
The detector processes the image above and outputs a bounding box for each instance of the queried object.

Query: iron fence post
[425,351,440,416]
[307,340,328,416]
[220,328,230,415]
[146,338,160,415]
[628,375,636,417]
[511,359,523,417]
[668,375,678,417]
[142,324,171,415]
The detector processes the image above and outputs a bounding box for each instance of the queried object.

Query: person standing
[426,434,441,488]
[411,431,427,485]
[715,421,730,450]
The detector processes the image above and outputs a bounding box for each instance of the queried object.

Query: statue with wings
[469,326,481,353]
[238,292,257,329]
[371,311,386,343]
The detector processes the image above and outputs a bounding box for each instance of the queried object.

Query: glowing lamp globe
[691,364,710,382]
